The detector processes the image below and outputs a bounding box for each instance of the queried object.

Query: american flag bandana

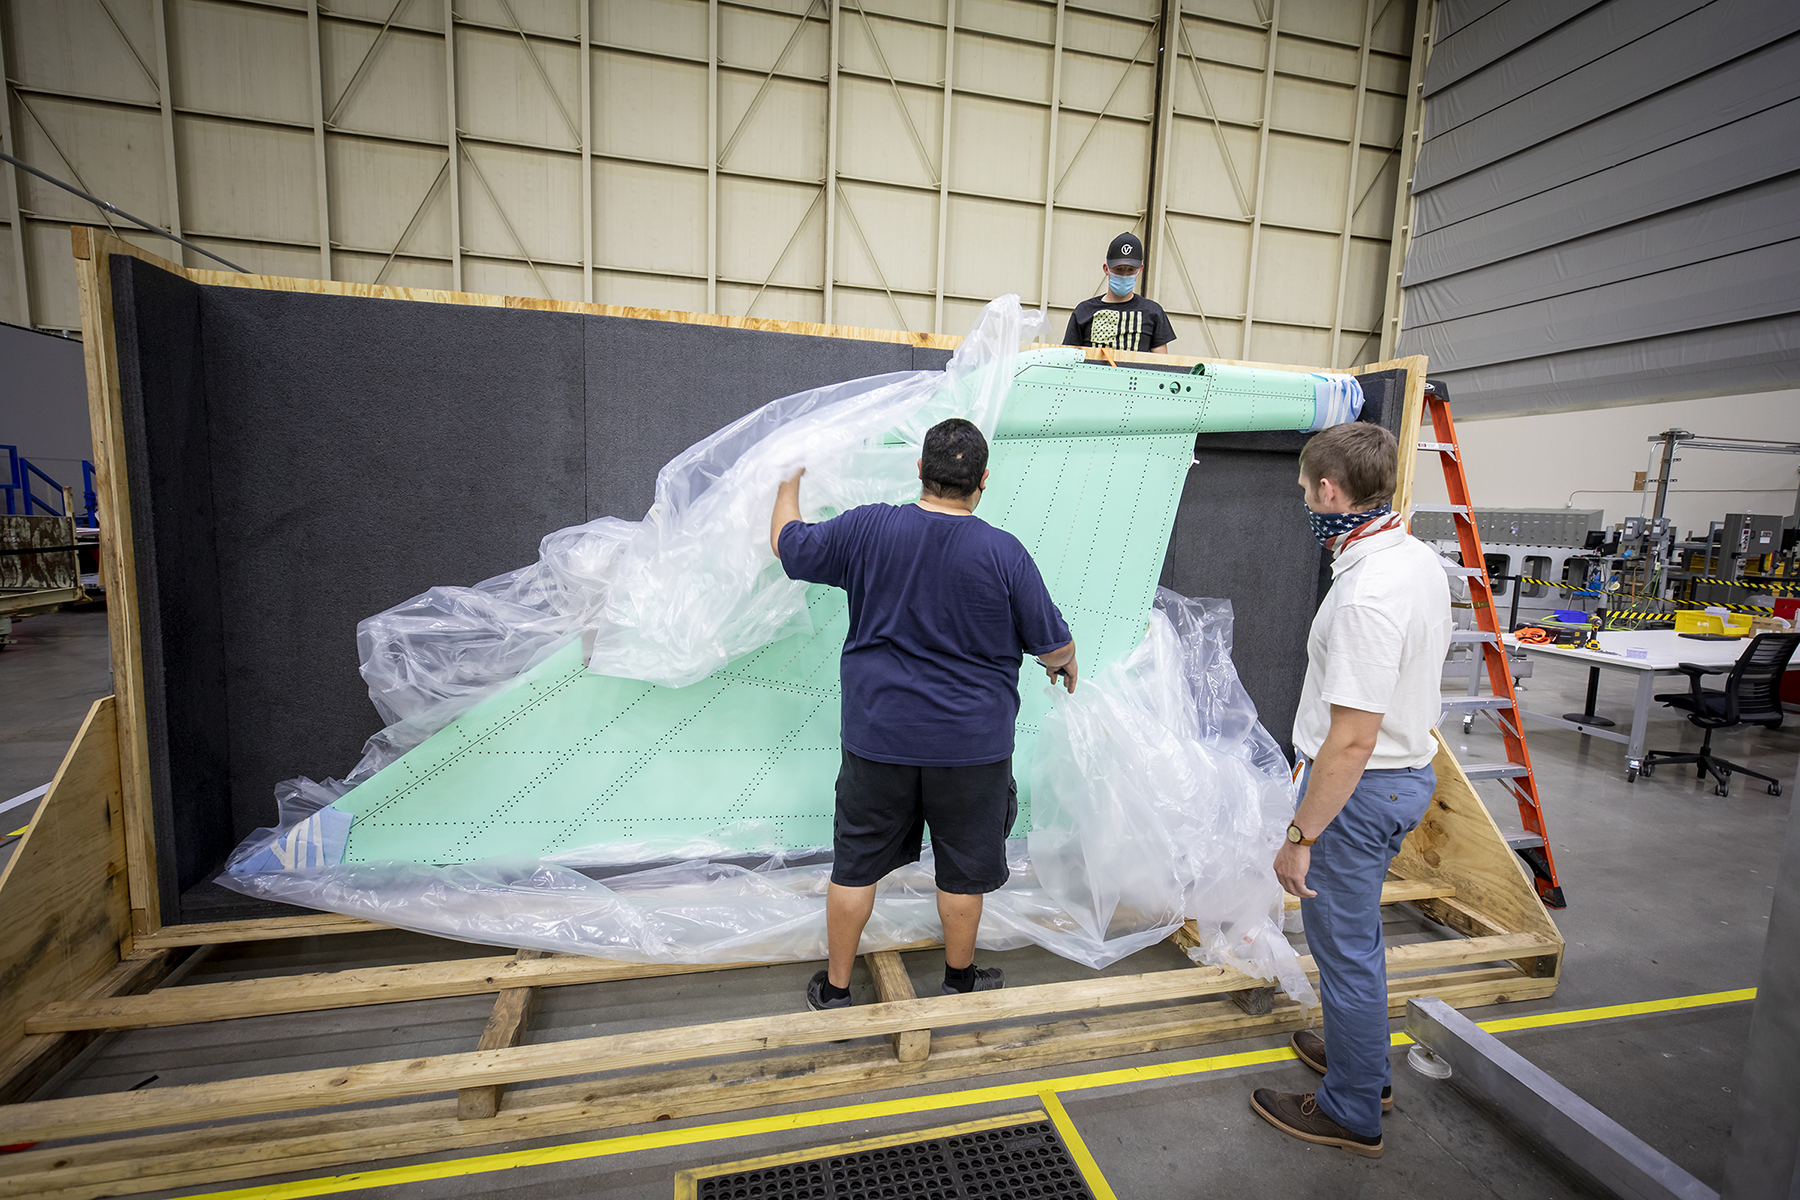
[1306,503,1403,555]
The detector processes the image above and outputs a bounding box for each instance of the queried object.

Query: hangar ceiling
[0,0,1424,370]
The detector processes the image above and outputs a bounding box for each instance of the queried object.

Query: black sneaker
[1292,1029,1392,1112]
[806,969,852,1011]
[940,965,1005,995]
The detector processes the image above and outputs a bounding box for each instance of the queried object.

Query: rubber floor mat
[683,1117,1096,1199]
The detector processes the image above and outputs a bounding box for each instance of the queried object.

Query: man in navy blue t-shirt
[770,418,1077,1010]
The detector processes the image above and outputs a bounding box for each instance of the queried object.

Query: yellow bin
[1675,610,1752,637]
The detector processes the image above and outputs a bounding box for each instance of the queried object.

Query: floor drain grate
[681,1113,1097,1200]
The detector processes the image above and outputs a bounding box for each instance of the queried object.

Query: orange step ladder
[1412,380,1566,908]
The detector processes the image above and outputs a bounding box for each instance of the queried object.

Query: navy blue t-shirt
[778,503,1071,766]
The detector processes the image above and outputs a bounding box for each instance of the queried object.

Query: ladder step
[1440,695,1515,711]
[1450,630,1497,643]
[1412,504,1470,515]
[1417,441,1458,454]
[1444,566,1485,577]
[1463,762,1531,781]
[1506,832,1546,850]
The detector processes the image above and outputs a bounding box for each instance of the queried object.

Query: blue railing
[1,445,98,526]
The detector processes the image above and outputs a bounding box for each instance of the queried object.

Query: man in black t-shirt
[770,419,1078,1011]
[1062,232,1175,354]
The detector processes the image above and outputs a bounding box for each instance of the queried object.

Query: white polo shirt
[1292,525,1453,771]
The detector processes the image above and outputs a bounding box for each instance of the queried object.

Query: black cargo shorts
[829,748,1017,894]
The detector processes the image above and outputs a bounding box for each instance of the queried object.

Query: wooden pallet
[0,227,1563,1198]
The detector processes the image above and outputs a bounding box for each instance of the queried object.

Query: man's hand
[1037,642,1078,693]
[1274,841,1316,899]
[769,468,805,556]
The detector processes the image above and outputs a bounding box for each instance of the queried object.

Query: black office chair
[1642,632,1799,797]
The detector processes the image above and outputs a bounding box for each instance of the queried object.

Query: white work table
[1500,629,1752,781]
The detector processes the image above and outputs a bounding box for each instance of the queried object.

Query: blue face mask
[1107,271,1136,297]
[1306,501,1392,548]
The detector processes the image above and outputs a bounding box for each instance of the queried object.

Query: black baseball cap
[1106,232,1145,268]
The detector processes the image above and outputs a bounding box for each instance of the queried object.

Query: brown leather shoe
[1292,1029,1393,1112]
[1251,1089,1383,1157]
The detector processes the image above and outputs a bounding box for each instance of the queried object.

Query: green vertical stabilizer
[333,352,1321,863]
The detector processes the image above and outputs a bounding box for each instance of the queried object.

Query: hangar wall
[1394,0,1800,416]
[0,0,1421,369]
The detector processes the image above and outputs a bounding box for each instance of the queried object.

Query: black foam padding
[197,285,589,863]
[1162,447,1323,763]
[584,317,917,520]
[111,256,230,918]
[1352,367,1407,436]
[1163,370,1409,762]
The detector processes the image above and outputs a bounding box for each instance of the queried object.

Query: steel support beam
[1378,0,1431,361]
[0,10,31,328]
[707,0,718,314]
[1405,998,1718,1200]
[151,0,185,267]
[444,0,461,290]
[931,1,956,335]
[1037,0,1065,316]
[822,0,841,323]
[1238,0,1282,359]
[580,0,592,302]
[306,0,332,278]
[1145,0,1175,308]
[1328,0,1375,368]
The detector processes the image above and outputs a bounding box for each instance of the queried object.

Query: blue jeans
[1298,762,1436,1138]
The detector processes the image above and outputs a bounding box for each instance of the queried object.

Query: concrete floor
[6,609,1795,1199]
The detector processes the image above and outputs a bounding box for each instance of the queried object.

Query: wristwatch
[1286,822,1318,847]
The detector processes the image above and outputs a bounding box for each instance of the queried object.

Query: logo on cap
[1122,243,1133,254]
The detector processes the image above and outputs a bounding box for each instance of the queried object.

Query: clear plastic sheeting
[1030,590,1312,1000]
[223,590,1307,989]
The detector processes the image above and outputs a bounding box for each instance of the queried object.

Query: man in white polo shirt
[1250,421,1452,1159]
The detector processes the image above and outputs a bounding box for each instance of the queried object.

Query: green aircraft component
[333,350,1328,864]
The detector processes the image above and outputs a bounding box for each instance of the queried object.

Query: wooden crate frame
[0,227,1562,1198]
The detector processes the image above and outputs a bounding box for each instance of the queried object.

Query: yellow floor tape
[169,985,1757,1200]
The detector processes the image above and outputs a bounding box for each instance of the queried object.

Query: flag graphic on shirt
[1088,308,1143,350]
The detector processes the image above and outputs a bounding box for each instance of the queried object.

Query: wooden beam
[456,950,543,1119]
[0,950,179,1106]
[0,930,1558,1143]
[72,229,178,939]
[1393,731,1565,977]
[27,949,781,1034]
[1283,874,1453,912]
[132,912,387,949]
[0,697,133,1087]
[864,950,929,1063]
[0,965,1554,1199]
